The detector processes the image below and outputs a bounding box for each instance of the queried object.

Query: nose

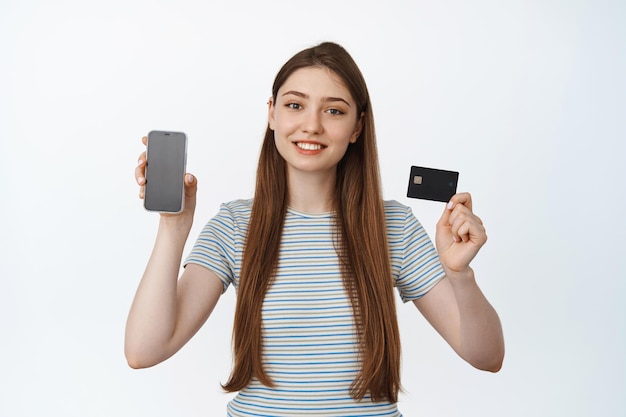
[302,109,323,135]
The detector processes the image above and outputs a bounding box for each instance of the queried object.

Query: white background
[1,0,624,416]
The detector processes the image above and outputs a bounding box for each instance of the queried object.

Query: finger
[439,198,468,233]
[181,174,198,213]
[136,160,145,199]
[448,203,482,228]
[135,153,146,185]
[438,192,471,228]
[184,173,198,191]
[185,173,196,187]
[437,200,454,229]
[451,216,487,245]
[448,207,476,238]
[184,173,198,197]
[136,139,148,199]
[454,220,471,243]
[447,192,473,212]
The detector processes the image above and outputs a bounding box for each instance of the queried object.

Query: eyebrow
[281,90,352,107]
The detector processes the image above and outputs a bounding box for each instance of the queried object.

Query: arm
[124,222,224,369]
[413,193,504,372]
[124,137,224,369]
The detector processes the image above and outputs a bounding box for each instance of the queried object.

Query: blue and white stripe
[185,199,444,416]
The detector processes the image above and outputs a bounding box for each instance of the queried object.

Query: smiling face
[268,66,363,180]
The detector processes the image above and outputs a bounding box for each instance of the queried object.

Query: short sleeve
[386,201,445,303]
[184,201,250,293]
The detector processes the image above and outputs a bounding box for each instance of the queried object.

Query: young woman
[126,41,504,416]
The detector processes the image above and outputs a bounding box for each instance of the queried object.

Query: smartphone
[144,130,187,213]
[407,165,459,202]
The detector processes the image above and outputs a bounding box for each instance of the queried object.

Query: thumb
[184,174,197,196]
[437,200,454,230]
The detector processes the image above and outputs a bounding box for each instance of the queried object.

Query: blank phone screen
[144,131,187,213]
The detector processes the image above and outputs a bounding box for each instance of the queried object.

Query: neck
[287,169,336,214]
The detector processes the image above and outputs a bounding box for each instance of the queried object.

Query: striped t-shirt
[185,199,445,416]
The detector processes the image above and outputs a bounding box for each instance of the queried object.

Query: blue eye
[327,108,344,115]
[287,103,301,110]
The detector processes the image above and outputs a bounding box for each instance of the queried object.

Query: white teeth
[296,142,323,151]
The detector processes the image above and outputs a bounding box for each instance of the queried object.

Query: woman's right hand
[135,135,198,225]
[127,136,219,369]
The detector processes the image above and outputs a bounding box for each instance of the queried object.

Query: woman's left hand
[435,192,487,274]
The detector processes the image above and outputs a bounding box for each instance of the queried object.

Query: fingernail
[137,176,145,184]
[186,174,193,183]
[447,201,454,210]
[137,159,143,166]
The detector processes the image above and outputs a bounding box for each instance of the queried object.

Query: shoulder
[199,199,253,237]
[383,199,427,240]
[222,198,253,212]
[383,199,413,222]
[383,199,410,212]
[218,199,253,220]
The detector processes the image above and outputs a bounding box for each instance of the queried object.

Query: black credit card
[407,166,459,202]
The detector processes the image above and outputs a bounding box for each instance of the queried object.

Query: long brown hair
[222,42,402,403]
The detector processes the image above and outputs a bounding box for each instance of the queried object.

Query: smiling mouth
[296,142,326,151]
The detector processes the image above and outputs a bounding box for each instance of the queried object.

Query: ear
[350,112,365,143]
[267,97,276,131]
